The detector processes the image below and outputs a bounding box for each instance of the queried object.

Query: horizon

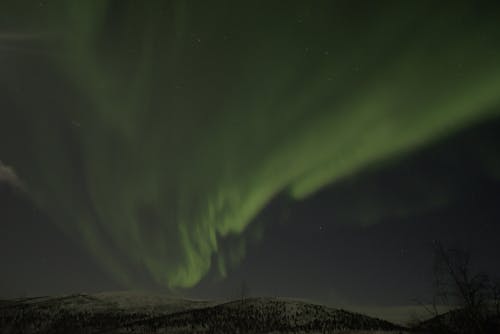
[1,289,454,325]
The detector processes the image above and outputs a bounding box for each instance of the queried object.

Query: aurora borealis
[1,0,500,308]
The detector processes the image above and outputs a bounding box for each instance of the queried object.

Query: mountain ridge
[0,292,408,333]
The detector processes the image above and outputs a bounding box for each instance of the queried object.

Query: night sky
[1,0,500,322]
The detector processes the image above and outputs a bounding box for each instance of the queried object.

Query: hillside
[413,307,500,334]
[0,293,407,333]
[0,292,213,334]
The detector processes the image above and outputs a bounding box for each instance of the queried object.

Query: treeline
[0,305,149,334]
[0,297,404,333]
[123,299,403,333]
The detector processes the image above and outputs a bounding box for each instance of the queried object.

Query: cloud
[0,161,23,190]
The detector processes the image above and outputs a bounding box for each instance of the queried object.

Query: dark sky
[1,0,500,321]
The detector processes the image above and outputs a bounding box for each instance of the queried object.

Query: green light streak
[2,0,500,288]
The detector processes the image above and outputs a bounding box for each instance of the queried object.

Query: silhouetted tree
[240,280,248,301]
[423,241,499,334]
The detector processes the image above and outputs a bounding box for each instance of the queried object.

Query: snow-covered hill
[0,293,407,333]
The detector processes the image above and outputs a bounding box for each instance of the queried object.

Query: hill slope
[0,293,406,333]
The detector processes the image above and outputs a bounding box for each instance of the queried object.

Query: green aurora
[1,0,500,289]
